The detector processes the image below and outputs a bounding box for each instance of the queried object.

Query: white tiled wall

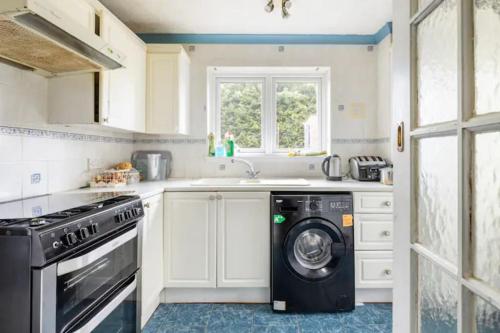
[0,37,392,202]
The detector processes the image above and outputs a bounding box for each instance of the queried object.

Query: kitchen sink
[191,178,310,186]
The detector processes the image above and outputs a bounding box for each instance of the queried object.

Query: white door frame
[393,0,500,332]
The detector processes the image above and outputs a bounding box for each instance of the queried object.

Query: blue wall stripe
[138,22,393,45]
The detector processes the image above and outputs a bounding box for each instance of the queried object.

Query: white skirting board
[161,288,270,303]
[355,288,393,303]
[141,294,161,328]
[159,288,392,304]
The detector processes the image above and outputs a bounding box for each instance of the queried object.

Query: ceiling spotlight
[282,0,291,18]
[265,0,274,13]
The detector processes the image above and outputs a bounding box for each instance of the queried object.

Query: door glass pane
[275,82,320,151]
[293,229,332,269]
[416,136,458,264]
[472,131,500,290]
[416,0,458,126]
[219,82,263,149]
[474,0,500,115]
[418,256,458,333]
[474,294,500,333]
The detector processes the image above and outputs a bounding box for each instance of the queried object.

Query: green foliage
[220,82,317,150]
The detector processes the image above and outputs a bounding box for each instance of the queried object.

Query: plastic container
[90,169,128,188]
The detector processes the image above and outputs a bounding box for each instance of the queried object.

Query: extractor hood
[0,0,125,75]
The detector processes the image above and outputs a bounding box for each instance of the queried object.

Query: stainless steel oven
[0,193,144,333]
[33,224,140,333]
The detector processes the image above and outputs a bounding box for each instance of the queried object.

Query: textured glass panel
[418,256,458,333]
[474,295,500,333]
[417,136,458,264]
[474,0,500,114]
[417,0,458,126]
[472,131,500,290]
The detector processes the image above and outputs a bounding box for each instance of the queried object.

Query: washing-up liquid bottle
[208,132,215,157]
[224,131,235,157]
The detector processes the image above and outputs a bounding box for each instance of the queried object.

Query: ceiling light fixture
[264,0,292,18]
[264,0,275,13]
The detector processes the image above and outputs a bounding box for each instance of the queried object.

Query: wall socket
[219,164,226,171]
[30,173,41,184]
[308,164,316,171]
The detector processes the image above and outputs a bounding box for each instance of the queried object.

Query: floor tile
[142,303,392,333]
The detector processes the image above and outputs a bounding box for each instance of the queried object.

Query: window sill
[205,154,327,162]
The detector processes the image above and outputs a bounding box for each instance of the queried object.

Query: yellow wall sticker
[342,214,353,227]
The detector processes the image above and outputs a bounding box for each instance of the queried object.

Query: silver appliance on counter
[0,193,144,333]
[349,156,388,181]
[321,154,342,181]
[132,150,172,181]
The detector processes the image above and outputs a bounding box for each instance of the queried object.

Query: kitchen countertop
[66,178,393,199]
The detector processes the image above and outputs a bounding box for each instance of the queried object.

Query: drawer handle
[384,201,392,207]
[383,269,392,276]
[382,230,391,237]
[144,202,151,209]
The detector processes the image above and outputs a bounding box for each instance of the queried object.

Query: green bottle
[208,132,215,157]
[224,131,235,157]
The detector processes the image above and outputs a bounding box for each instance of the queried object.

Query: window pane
[472,131,500,291]
[220,82,262,149]
[276,82,320,150]
[474,0,500,115]
[416,0,458,126]
[418,256,458,333]
[416,136,458,265]
[474,294,500,333]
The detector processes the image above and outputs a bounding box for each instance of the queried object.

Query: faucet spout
[231,158,260,179]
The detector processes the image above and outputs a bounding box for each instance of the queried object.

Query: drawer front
[354,192,393,213]
[354,214,393,250]
[355,251,393,289]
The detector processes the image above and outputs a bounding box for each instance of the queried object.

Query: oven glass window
[56,231,137,332]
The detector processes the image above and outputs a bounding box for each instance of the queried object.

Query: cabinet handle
[209,195,216,201]
[383,269,392,276]
[384,201,392,207]
[144,202,150,208]
[216,195,223,200]
[103,117,109,123]
[382,230,391,237]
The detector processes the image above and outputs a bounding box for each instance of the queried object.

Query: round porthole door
[284,218,346,281]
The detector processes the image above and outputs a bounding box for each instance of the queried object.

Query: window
[209,67,330,154]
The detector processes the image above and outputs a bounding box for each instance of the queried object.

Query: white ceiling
[99,0,392,35]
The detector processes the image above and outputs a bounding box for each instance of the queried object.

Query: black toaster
[349,156,387,181]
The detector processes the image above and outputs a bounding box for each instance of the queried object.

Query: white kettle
[322,154,342,181]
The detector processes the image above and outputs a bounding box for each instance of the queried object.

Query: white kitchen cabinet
[354,213,393,250]
[48,6,146,132]
[140,194,164,328]
[146,45,190,135]
[355,251,393,289]
[217,192,270,288]
[44,0,96,31]
[164,192,217,288]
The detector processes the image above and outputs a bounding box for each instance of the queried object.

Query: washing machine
[271,192,354,313]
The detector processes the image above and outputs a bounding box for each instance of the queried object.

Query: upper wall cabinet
[48,4,146,132]
[146,45,190,135]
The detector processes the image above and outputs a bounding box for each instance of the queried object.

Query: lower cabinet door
[217,192,270,288]
[355,251,393,288]
[141,194,164,327]
[164,192,217,288]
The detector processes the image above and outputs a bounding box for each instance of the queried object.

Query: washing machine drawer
[355,251,393,288]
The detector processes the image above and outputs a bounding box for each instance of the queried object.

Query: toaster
[349,156,387,181]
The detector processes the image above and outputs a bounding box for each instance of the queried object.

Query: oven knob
[76,227,90,240]
[89,223,99,235]
[134,208,142,216]
[61,232,78,246]
[309,201,319,210]
[115,213,124,223]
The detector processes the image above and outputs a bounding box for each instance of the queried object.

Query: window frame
[208,67,330,155]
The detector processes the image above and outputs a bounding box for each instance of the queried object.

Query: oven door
[55,224,139,333]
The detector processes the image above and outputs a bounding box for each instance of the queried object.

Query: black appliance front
[271,193,354,313]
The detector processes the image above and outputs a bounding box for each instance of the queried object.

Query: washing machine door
[284,218,346,281]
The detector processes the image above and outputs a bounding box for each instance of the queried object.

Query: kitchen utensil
[321,154,342,181]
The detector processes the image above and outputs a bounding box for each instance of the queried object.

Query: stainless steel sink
[190,178,310,186]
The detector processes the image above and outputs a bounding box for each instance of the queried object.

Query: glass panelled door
[394,0,500,331]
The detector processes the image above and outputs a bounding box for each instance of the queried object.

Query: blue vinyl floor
[142,303,392,333]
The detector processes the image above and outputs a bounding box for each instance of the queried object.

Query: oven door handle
[71,276,137,333]
[57,227,137,276]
